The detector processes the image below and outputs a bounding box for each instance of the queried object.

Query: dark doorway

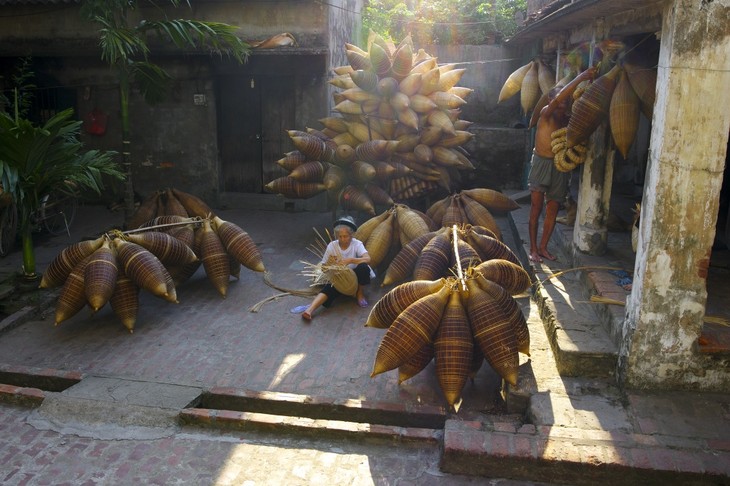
[217,74,295,193]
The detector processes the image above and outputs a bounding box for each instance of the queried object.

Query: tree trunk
[120,73,136,222]
[21,225,35,277]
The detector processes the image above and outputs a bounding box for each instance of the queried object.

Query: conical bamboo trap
[367,225,531,411]
[498,47,656,159]
[264,32,479,212]
[42,188,267,332]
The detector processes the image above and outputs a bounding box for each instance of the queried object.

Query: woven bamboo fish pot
[363,210,394,268]
[323,165,347,191]
[350,69,379,93]
[339,185,376,215]
[377,77,400,101]
[398,343,434,384]
[471,259,531,296]
[163,188,188,218]
[371,284,451,377]
[413,230,452,281]
[465,278,519,386]
[466,223,498,241]
[84,239,118,312]
[349,161,377,183]
[264,177,326,199]
[465,229,521,264]
[277,151,307,172]
[333,146,355,167]
[390,43,413,81]
[459,194,501,240]
[40,235,105,289]
[419,67,441,96]
[475,277,530,357]
[289,132,336,163]
[441,195,465,228]
[346,49,372,72]
[126,191,162,230]
[520,61,540,116]
[369,42,392,77]
[382,230,440,286]
[438,68,466,92]
[435,289,474,406]
[212,216,266,273]
[172,188,215,219]
[624,63,656,119]
[610,69,641,159]
[498,61,533,103]
[323,264,359,296]
[567,65,621,148]
[109,268,140,333]
[395,204,431,246]
[366,278,446,328]
[113,239,173,302]
[55,256,92,325]
[125,231,198,267]
[452,238,481,273]
[364,183,394,206]
[354,209,391,242]
[537,59,555,95]
[460,188,520,214]
[200,218,231,298]
[289,161,329,182]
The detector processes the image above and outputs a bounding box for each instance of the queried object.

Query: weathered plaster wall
[621,0,730,391]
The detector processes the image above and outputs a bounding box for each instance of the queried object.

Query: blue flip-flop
[290,305,308,314]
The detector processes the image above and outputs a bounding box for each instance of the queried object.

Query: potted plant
[0,107,124,283]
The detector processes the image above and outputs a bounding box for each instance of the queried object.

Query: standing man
[528,67,596,263]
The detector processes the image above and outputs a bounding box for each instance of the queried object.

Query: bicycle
[0,186,78,257]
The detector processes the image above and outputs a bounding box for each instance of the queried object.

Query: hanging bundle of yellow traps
[550,127,587,172]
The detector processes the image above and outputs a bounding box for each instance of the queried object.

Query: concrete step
[507,206,619,379]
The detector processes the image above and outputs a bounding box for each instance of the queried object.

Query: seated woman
[302,216,374,321]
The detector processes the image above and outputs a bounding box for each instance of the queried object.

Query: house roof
[508,0,665,44]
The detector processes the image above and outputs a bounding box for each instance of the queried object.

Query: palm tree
[0,108,125,278]
[79,0,251,218]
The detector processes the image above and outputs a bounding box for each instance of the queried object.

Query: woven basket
[325,265,359,296]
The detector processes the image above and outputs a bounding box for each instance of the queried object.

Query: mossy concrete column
[619,0,730,390]
[573,123,614,256]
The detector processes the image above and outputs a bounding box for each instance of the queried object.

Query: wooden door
[260,76,295,187]
[218,75,294,193]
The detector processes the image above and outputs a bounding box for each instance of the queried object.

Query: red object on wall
[83,108,108,135]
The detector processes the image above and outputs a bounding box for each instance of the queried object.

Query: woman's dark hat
[334,215,358,232]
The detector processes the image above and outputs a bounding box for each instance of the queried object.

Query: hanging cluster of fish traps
[499,55,657,161]
[264,32,478,213]
[380,223,525,288]
[565,63,658,158]
[498,58,556,117]
[367,257,531,409]
[424,188,521,242]
[41,188,265,332]
[352,203,438,270]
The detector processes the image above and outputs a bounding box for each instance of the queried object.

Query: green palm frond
[0,109,123,231]
[138,19,250,63]
[130,62,172,104]
[97,16,150,64]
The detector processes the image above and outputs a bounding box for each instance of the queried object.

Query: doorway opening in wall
[701,137,730,354]
[217,73,295,193]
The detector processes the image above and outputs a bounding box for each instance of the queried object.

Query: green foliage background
[363,0,526,45]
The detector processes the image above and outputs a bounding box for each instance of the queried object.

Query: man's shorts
[527,152,569,202]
